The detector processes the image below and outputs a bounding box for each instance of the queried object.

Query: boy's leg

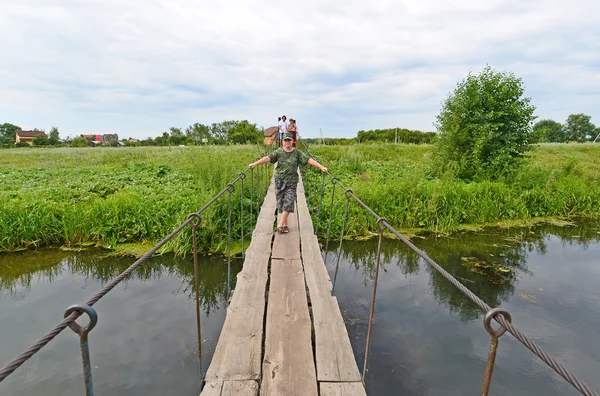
[278,181,296,229]
[280,211,290,227]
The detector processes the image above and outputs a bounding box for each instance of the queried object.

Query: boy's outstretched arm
[308,158,327,172]
[249,156,271,169]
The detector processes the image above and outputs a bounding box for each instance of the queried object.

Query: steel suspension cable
[240,174,245,257]
[0,217,192,382]
[323,179,337,260]
[381,220,598,396]
[331,191,351,295]
[314,172,326,234]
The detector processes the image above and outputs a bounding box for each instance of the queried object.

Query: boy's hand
[321,167,328,172]
[249,163,255,169]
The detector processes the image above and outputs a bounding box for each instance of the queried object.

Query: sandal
[277,226,284,234]
[283,226,289,233]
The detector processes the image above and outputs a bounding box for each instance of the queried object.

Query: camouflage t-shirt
[269,148,310,183]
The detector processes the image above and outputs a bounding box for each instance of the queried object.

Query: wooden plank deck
[200,177,366,396]
[203,184,277,385]
[297,181,364,387]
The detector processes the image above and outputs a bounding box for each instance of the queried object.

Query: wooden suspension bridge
[200,176,366,396]
[2,148,596,396]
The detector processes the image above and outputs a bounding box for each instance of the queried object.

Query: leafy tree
[210,121,234,144]
[229,120,261,144]
[431,66,537,180]
[563,113,596,142]
[533,119,564,142]
[0,123,21,144]
[356,128,437,144]
[33,134,50,146]
[71,136,89,147]
[168,127,186,145]
[185,123,212,145]
[141,137,156,146]
[49,126,60,145]
[154,131,170,146]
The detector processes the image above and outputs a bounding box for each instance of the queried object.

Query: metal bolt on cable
[481,308,512,396]
[64,304,98,396]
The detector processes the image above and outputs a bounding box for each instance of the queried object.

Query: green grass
[302,142,600,238]
[0,146,272,253]
[2,143,600,253]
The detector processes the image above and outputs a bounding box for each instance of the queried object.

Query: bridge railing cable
[297,137,598,396]
[0,142,275,395]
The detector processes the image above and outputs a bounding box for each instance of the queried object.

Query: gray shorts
[274,179,297,213]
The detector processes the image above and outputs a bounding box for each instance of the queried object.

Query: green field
[302,142,600,237]
[0,146,271,254]
[1,143,600,253]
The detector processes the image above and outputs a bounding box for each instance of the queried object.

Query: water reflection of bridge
[201,178,366,395]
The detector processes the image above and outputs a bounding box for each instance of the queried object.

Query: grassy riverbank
[0,146,271,254]
[1,143,599,254]
[302,143,600,238]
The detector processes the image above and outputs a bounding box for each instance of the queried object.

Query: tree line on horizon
[131,120,263,146]
[1,90,599,150]
[533,114,600,143]
[0,120,264,148]
[302,128,437,145]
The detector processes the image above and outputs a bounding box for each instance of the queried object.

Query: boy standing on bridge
[249,132,327,234]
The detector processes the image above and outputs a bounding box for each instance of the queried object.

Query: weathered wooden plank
[296,180,314,235]
[228,251,270,311]
[319,382,367,396]
[201,380,259,396]
[297,180,363,383]
[204,303,264,381]
[251,181,277,232]
[261,258,318,396]
[253,212,277,235]
[200,381,222,396]
[204,181,276,382]
[299,233,333,295]
[296,176,331,293]
[271,209,300,260]
[301,241,361,382]
[222,380,259,396]
[243,233,274,262]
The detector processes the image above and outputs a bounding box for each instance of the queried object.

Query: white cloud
[0,0,598,138]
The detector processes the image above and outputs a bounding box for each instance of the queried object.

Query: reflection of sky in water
[0,251,242,396]
[0,222,598,395]
[324,222,600,395]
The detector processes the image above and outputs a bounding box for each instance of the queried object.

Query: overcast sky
[1,0,598,139]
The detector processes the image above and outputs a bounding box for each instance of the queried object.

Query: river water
[1,221,599,395]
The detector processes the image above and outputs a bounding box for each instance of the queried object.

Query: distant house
[103,134,118,143]
[263,126,279,146]
[15,130,47,146]
[80,134,119,145]
[81,134,104,145]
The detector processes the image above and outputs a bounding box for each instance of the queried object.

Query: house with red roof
[81,134,103,145]
[80,134,119,145]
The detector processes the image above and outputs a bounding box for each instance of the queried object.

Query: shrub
[430,66,537,180]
